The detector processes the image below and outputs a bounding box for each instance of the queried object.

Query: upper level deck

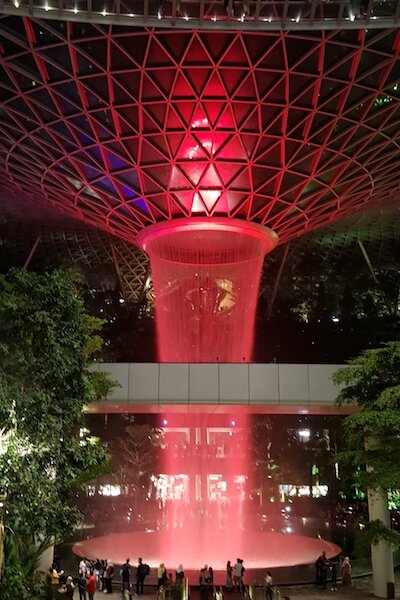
[1,0,399,30]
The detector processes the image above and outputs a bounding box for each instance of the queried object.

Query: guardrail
[1,0,399,29]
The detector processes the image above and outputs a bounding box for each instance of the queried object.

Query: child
[215,586,223,600]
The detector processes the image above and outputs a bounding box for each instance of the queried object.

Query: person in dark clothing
[104,561,115,594]
[315,551,327,589]
[136,557,149,595]
[65,576,75,599]
[330,562,338,591]
[175,565,184,585]
[77,572,87,600]
[121,558,132,597]
[264,572,273,600]
[199,565,211,600]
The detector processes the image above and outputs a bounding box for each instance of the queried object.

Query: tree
[333,341,400,597]
[0,268,114,599]
[116,424,163,484]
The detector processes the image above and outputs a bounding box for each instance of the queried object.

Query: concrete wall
[91,363,343,406]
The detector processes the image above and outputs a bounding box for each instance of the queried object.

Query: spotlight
[163,419,168,426]
[231,420,236,426]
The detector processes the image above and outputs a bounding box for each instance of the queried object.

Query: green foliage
[354,520,400,557]
[333,342,400,492]
[0,268,113,542]
[0,529,50,600]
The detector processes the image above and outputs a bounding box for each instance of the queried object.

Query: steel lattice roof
[0,20,400,248]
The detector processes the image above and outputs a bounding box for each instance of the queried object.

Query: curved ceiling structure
[1,18,399,360]
[0,21,399,246]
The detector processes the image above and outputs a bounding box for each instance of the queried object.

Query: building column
[368,489,394,598]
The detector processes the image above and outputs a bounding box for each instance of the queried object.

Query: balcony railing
[1,0,399,29]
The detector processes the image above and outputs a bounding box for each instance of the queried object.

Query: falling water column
[136,218,278,363]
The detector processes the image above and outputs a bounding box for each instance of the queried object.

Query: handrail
[0,0,399,30]
[184,577,189,600]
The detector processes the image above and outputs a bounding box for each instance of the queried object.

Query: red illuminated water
[73,528,340,572]
[137,218,278,362]
[76,412,342,577]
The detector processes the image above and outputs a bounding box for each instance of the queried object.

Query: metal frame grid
[0,20,400,248]
[1,0,400,30]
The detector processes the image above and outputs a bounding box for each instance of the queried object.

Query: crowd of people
[315,551,352,591]
[46,551,352,599]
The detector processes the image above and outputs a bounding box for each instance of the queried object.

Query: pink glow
[154,411,252,571]
[73,530,340,572]
[137,218,278,362]
[75,411,342,574]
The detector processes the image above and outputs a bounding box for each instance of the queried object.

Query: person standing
[176,564,185,585]
[264,572,273,600]
[136,557,149,595]
[157,563,168,589]
[330,562,338,591]
[341,557,352,587]
[104,561,114,594]
[226,561,233,590]
[86,569,97,600]
[121,558,132,595]
[233,560,242,593]
[199,565,211,600]
[315,551,327,589]
[49,563,61,599]
[79,558,87,576]
[240,560,245,594]
[78,571,88,600]
[65,576,75,599]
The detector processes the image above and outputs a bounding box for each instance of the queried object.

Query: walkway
[97,575,400,599]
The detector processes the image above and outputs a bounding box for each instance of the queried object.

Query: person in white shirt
[79,558,87,576]
[233,560,242,593]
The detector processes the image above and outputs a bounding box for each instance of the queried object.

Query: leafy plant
[0,268,115,587]
[0,528,51,600]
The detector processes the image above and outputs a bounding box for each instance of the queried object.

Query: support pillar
[368,489,394,598]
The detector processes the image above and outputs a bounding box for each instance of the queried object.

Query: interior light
[14,0,20,6]
[44,3,50,10]
[73,6,78,13]
[298,428,311,439]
